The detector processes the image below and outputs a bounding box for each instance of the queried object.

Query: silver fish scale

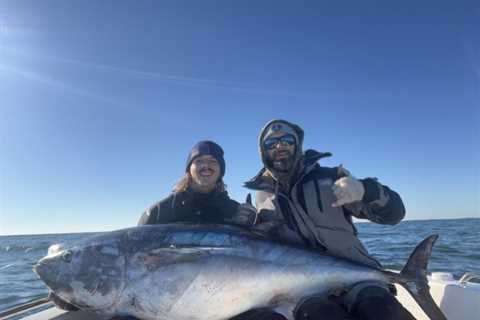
[35,225,388,320]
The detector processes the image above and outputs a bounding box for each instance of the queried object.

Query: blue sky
[1,1,479,235]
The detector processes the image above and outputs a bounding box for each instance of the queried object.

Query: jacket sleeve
[137,195,175,226]
[137,203,159,225]
[343,178,406,225]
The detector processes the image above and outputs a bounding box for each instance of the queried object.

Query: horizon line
[1,216,478,237]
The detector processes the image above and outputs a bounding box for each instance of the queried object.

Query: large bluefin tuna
[34,224,446,320]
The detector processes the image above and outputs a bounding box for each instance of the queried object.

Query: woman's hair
[173,172,227,193]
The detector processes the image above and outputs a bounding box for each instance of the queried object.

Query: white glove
[332,165,365,207]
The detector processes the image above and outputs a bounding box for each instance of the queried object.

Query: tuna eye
[62,250,72,263]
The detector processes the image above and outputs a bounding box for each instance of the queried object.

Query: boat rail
[459,272,480,286]
[0,297,51,320]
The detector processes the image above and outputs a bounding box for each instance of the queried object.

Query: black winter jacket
[137,189,241,226]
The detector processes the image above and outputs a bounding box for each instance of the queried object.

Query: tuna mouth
[33,261,59,290]
[33,261,51,279]
[33,256,69,292]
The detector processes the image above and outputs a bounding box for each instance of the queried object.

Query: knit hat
[185,140,225,177]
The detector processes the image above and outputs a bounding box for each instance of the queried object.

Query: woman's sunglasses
[263,134,296,150]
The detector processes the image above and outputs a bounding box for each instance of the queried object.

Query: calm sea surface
[1,218,479,313]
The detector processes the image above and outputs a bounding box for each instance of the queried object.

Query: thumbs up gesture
[245,193,253,206]
[332,165,365,207]
[232,194,258,227]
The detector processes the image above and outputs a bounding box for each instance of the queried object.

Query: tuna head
[34,241,126,311]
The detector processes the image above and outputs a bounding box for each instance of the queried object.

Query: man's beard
[270,151,295,173]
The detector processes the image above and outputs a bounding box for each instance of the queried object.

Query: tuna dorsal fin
[394,234,447,320]
[401,234,438,278]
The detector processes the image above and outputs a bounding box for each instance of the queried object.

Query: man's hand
[332,166,365,207]
[232,194,258,227]
[252,220,281,234]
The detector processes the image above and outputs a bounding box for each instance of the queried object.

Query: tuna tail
[385,234,447,320]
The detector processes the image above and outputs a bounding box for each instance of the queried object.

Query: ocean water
[0,218,479,313]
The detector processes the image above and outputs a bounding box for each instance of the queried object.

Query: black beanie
[185,141,225,177]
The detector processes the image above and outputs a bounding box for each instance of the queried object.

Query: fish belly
[120,254,384,320]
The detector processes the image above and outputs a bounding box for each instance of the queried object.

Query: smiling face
[264,132,296,172]
[189,155,221,193]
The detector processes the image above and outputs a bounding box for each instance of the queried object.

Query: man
[138,140,284,320]
[138,140,256,227]
[245,120,414,320]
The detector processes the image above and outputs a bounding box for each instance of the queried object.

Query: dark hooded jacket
[245,119,406,268]
[137,189,241,226]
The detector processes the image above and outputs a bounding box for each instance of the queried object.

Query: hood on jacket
[245,119,332,190]
[258,119,304,180]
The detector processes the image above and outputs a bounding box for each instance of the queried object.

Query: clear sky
[1,1,479,235]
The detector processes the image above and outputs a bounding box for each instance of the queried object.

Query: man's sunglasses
[263,134,296,150]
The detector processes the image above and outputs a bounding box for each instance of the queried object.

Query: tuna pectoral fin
[136,247,209,270]
[388,234,447,320]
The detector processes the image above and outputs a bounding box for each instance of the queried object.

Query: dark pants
[230,308,288,320]
[294,286,416,320]
[350,286,416,320]
[112,310,286,320]
[294,296,353,320]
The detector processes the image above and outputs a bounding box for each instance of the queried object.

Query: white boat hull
[395,274,480,320]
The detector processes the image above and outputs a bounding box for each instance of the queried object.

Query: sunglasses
[263,134,296,150]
